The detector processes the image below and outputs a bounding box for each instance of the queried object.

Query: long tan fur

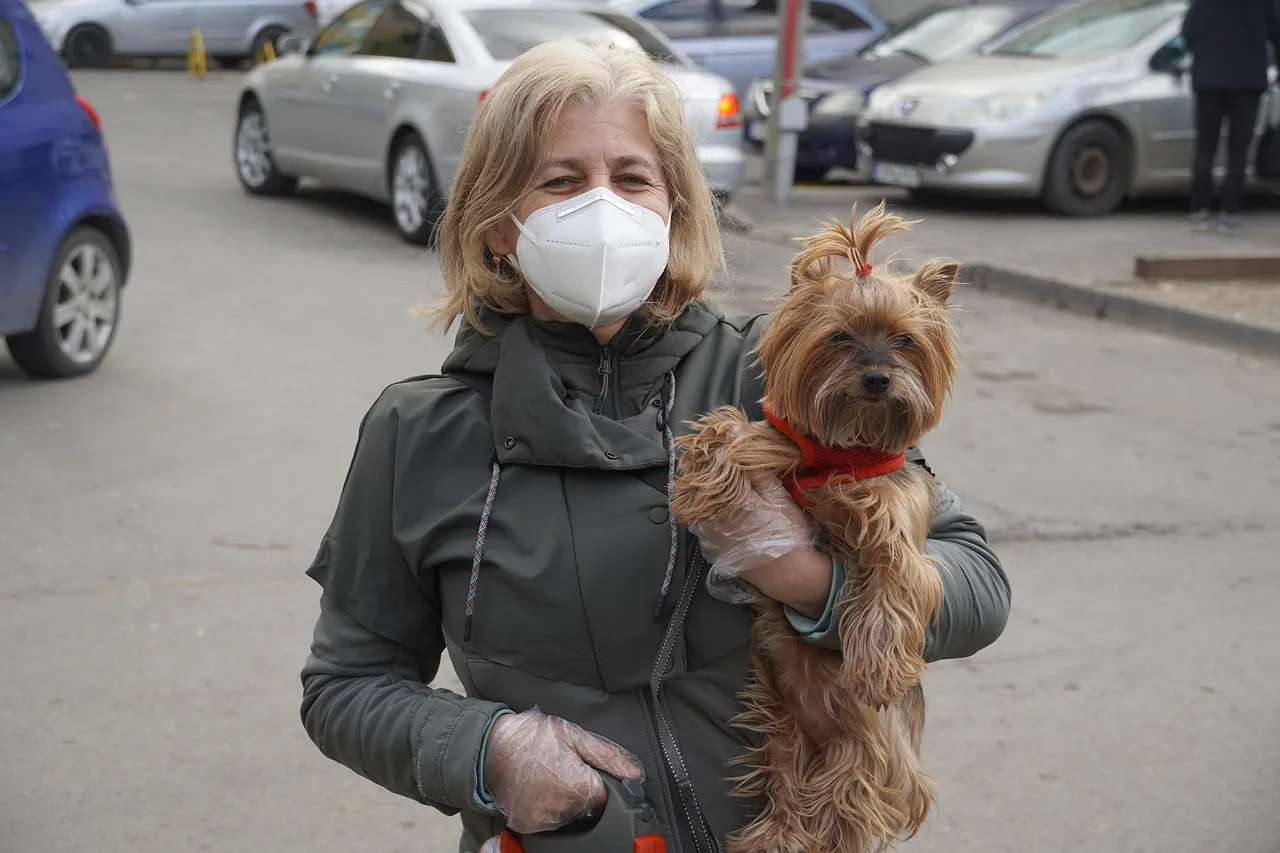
[671,202,960,853]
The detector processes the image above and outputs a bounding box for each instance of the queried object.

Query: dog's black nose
[863,371,891,395]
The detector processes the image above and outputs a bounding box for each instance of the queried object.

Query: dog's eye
[831,331,855,346]
[894,334,915,348]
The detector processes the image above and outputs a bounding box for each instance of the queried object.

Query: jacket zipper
[594,346,614,416]
[648,542,722,853]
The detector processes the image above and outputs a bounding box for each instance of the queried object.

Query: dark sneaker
[1188,209,1214,231]
[1217,214,1240,233]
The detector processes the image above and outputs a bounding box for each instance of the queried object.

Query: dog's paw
[671,409,754,526]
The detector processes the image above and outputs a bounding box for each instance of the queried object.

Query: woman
[300,40,1010,853]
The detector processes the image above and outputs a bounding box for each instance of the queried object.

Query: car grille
[864,122,974,167]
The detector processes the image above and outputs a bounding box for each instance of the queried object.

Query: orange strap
[498,831,524,853]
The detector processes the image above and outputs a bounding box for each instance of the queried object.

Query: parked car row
[233,0,746,244]
[744,0,1280,215]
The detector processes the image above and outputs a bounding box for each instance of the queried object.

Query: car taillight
[716,92,741,129]
[76,94,102,131]
[479,89,488,103]
[304,0,318,18]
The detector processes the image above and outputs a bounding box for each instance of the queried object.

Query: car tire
[6,228,123,380]
[251,27,287,63]
[1043,119,1130,217]
[234,99,298,196]
[389,131,440,246]
[794,165,829,183]
[64,25,112,69]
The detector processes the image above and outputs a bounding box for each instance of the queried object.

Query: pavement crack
[987,518,1271,545]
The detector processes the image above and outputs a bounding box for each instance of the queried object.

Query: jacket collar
[443,305,718,470]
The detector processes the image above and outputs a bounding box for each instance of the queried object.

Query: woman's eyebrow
[540,156,586,172]
[611,154,657,171]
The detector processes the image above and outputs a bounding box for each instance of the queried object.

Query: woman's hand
[483,708,645,834]
[690,474,834,619]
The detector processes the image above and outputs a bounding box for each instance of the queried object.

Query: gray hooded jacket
[300,304,1010,853]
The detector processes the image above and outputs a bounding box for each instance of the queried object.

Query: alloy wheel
[1070,144,1111,198]
[236,112,271,188]
[393,143,428,235]
[53,242,118,366]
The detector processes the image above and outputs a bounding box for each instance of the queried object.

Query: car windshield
[464,8,682,64]
[988,0,1186,58]
[863,5,1022,64]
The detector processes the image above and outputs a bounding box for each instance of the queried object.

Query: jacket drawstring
[463,458,501,642]
[465,370,679,639]
[653,370,678,621]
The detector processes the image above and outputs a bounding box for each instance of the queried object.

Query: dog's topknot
[790,201,915,288]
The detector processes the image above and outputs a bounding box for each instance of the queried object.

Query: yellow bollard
[187,28,207,79]
[255,37,277,66]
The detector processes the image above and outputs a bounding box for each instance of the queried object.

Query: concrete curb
[964,263,1280,358]
[716,203,755,236]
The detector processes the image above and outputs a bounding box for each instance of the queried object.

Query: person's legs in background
[1189,90,1227,230]
[1217,90,1263,232]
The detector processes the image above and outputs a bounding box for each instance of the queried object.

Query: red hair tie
[855,262,874,278]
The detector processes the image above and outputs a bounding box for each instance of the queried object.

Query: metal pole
[767,0,810,205]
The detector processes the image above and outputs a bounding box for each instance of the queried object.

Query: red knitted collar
[763,406,906,507]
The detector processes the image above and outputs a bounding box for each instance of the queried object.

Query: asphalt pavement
[1,70,1278,853]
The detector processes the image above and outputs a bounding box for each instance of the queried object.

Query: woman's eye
[618,174,649,186]
[830,331,854,345]
[894,334,914,348]
[543,176,575,189]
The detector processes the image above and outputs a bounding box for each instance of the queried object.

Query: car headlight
[811,90,865,118]
[956,88,1059,124]
[865,86,898,116]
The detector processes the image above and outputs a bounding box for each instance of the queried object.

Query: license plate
[871,161,921,188]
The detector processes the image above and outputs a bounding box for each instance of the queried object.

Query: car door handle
[321,73,338,92]
[384,80,401,99]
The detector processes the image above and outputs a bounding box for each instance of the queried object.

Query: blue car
[0,0,130,378]
[743,0,1072,180]
[611,0,887,96]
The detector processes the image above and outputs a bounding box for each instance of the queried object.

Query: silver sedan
[232,0,746,244]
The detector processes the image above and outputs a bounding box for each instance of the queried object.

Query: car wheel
[794,165,829,183]
[251,26,286,62]
[5,228,122,379]
[1043,119,1130,217]
[390,131,439,246]
[234,100,298,196]
[64,25,111,69]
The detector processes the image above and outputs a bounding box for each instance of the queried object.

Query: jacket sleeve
[1181,0,1201,50]
[1269,0,1280,68]
[790,456,1011,663]
[299,390,509,816]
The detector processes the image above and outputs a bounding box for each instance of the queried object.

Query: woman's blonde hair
[432,39,724,333]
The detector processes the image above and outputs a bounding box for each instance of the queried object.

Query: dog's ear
[913,260,959,304]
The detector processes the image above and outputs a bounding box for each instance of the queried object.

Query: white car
[232,0,746,244]
[26,0,319,67]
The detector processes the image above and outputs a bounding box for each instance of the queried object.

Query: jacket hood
[440,304,723,470]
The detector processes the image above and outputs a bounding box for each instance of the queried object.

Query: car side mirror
[278,33,310,56]
[1150,43,1189,76]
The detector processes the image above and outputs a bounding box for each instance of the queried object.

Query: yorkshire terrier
[671,202,960,853]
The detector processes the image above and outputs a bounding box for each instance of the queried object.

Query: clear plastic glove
[483,707,645,835]
[478,837,502,853]
[690,473,816,605]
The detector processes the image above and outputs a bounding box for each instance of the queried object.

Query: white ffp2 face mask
[509,187,671,329]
